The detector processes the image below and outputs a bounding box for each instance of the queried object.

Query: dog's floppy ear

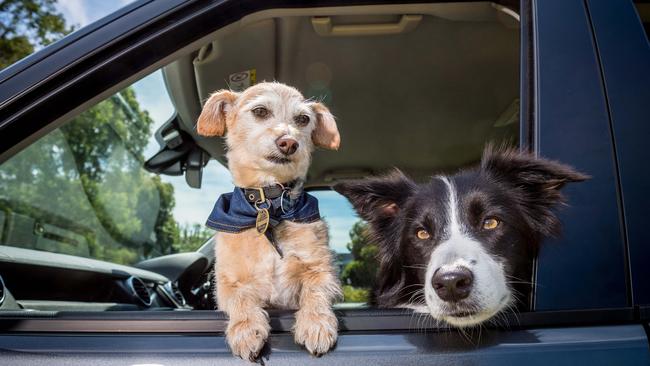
[310,102,340,150]
[196,90,239,137]
[333,169,416,224]
[481,145,589,236]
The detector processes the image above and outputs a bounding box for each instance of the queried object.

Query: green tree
[341,221,379,302]
[151,176,181,257]
[0,0,71,69]
[0,87,183,265]
[59,89,181,263]
[174,224,214,253]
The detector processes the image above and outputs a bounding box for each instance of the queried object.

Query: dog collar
[242,181,297,204]
[205,185,320,257]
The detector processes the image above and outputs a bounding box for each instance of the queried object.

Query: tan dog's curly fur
[197,82,342,361]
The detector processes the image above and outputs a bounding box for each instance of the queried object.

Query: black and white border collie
[334,147,587,327]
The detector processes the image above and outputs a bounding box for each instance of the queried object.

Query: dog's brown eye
[482,218,500,230]
[416,230,430,240]
[294,114,310,126]
[252,107,269,118]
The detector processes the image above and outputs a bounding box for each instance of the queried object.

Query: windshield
[0,71,233,265]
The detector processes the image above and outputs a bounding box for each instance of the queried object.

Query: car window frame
[0,0,645,333]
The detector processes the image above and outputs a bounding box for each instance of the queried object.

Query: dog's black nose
[276,137,299,155]
[432,267,474,302]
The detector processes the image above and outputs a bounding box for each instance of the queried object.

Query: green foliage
[340,221,379,303]
[152,176,181,257]
[174,224,214,253]
[341,221,379,288]
[0,0,72,69]
[342,285,370,303]
[60,88,176,260]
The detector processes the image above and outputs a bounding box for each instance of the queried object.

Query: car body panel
[532,0,628,311]
[0,325,649,365]
[586,0,650,307]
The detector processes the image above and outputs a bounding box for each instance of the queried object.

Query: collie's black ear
[334,170,416,308]
[333,169,416,223]
[481,145,589,236]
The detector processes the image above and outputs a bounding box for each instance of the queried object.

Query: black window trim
[519,0,536,312]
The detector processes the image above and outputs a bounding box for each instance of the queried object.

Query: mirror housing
[145,116,209,188]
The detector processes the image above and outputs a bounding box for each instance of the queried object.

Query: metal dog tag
[256,208,270,234]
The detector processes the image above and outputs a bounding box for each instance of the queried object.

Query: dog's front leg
[215,232,273,361]
[289,254,342,356]
[218,279,269,361]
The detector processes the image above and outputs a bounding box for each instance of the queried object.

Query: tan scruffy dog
[196,82,342,361]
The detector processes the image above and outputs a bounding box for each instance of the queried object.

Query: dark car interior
[0,2,520,313]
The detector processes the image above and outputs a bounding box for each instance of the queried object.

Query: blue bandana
[205,187,321,256]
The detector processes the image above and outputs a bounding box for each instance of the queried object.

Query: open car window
[0,2,521,313]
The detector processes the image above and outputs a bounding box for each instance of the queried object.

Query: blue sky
[56,0,133,28]
[55,1,359,253]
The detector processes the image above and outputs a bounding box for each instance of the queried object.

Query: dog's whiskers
[400,283,425,290]
[402,265,427,270]
[507,281,535,285]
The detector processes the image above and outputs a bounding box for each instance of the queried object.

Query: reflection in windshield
[0,63,235,265]
[0,87,171,265]
[0,68,232,266]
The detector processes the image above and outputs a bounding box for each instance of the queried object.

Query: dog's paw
[226,318,270,361]
[293,309,338,356]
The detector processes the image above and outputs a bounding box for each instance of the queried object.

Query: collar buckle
[255,187,266,203]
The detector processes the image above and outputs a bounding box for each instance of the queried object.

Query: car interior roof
[162,2,520,186]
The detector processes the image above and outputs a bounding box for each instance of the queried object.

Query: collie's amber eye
[416,230,430,240]
[482,218,500,230]
[252,107,270,118]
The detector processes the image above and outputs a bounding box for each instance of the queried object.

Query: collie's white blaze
[423,177,511,327]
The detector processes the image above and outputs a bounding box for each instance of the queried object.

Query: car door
[1,0,650,365]
[586,0,650,308]
[585,0,650,330]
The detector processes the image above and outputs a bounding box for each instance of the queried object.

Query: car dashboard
[0,245,209,312]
